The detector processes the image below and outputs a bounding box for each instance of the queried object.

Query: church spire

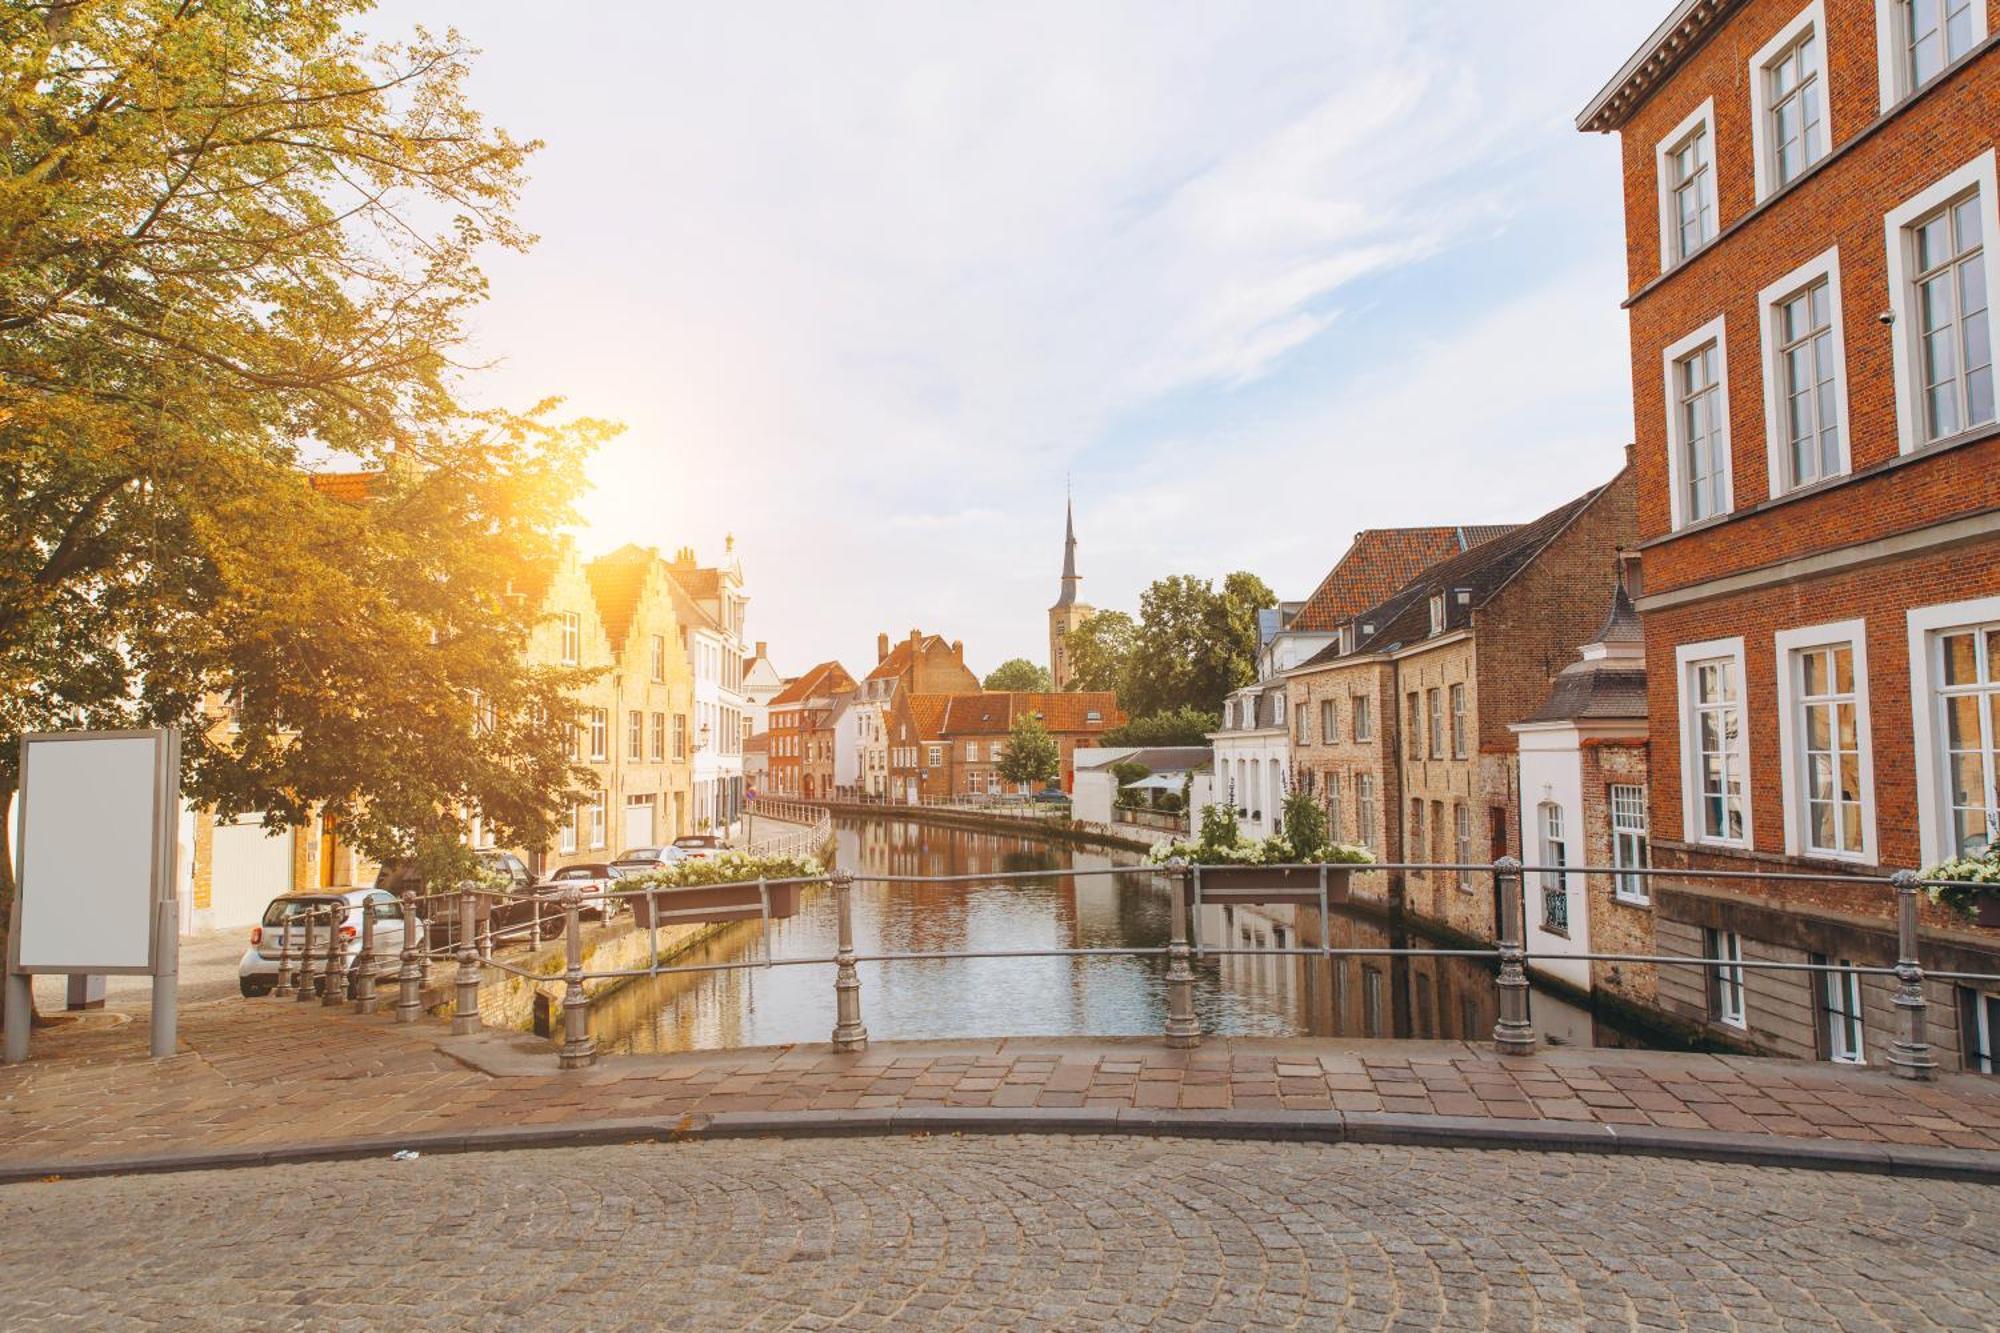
[1055,489,1080,607]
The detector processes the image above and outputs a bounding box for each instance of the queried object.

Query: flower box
[1195,864,1351,907]
[633,878,803,928]
[1977,893,2000,929]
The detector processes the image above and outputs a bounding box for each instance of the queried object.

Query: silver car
[237,888,423,998]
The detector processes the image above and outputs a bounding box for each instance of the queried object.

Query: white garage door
[209,816,294,928]
[623,797,655,850]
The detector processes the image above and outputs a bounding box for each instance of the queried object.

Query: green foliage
[1277,784,1330,865]
[1063,610,1135,693]
[1109,760,1151,788]
[996,712,1061,788]
[1148,789,1371,867]
[627,852,825,888]
[1101,705,1220,747]
[983,658,1053,692]
[1120,572,1277,717]
[0,1,611,902]
[1922,847,2000,919]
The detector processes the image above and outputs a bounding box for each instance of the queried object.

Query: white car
[237,888,423,998]
[534,861,624,920]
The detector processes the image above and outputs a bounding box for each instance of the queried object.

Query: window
[650,712,665,762]
[1760,250,1849,494]
[1295,705,1311,746]
[926,744,943,769]
[1406,693,1421,759]
[1707,928,1747,1028]
[560,612,581,666]
[1538,803,1569,934]
[989,741,1003,761]
[1655,100,1717,269]
[650,634,666,683]
[1320,699,1339,744]
[1930,616,2000,857]
[588,708,608,761]
[1959,987,2000,1073]
[1454,803,1472,890]
[1886,155,1998,452]
[1751,7,1829,201]
[627,710,643,761]
[1428,593,1446,636]
[672,713,688,760]
[1679,639,1750,846]
[588,793,607,850]
[1408,799,1425,868]
[1611,785,1650,904]
[1357,774,1378,852]
[560,803,578,855]
[1816,956,1865,1063]
[1353,696,1372,742]
[1327,777,1343,842]
[1663,318,1731,527]
[1448,684,1468,758]
[1878,0,1984,105]
[1426,689,1444,760]
[1778,626,1874,861]
[965,741,978,762]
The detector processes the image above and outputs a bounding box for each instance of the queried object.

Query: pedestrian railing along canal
[260,859,2000,1081]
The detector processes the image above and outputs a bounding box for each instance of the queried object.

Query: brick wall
[1285,657,1401,905]
[1579,740,1659,1004]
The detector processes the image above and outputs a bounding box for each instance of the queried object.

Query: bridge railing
[269,859,2000,1082]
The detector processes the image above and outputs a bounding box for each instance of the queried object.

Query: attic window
[1428,595,1446,636]
[1339,626,1353,655]
[1086,710,1101,722]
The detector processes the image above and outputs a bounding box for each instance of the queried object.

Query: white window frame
[1428,593,1446,636]
[589,708,608,762]
[1750,4,1832,203]
[1661,316,1734,529]
[1449,683,1468,759]
[1908,593,2000,866]
[1677,636,1754,848]
[1709,928,1748,1029]
[1454,802,1472,891]
[1427,689,1444,760]
[1883,152,2000,454]
[1610,784,1651,904]
[1538,801,1569,934]
[1822,959,1866,1063]
[1873,0,1988,110]
[1654,98,1718,272]
[1353,696,1372,742]
[588,794,607,850]
[1758,247,1852,496]
[651,634,666,683]
[560,612,581,666]
[1774,620,1878,863]
[559,803,579,855]
[1320,698,1339,744]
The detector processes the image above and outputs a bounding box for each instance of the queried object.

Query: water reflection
[591,817,1678,1055]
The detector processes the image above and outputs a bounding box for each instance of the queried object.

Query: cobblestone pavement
[2,1136,1996,1330]
[7,989,2000,1172]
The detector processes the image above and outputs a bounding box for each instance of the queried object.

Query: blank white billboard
[13,733,171,972]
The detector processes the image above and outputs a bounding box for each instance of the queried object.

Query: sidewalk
[6,987,2000,1180]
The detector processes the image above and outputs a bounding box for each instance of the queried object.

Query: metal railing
[743,802,832,860]
[261,857,2000,1083]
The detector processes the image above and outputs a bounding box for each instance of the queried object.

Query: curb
[4,1108,1997,1186]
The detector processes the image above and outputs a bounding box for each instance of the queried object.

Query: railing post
[1164,857,1201,1048]
[396,891,423,1023]
[321,902,346,1007]
[272,913,296,998]
[1491,856,1536,1056]
[294,907,317,1003]
[558,885,596,1069]
[830,869,868,1052]
[1887,869,1938,1081]
[452,888,482,1036]
[352,898,379,1014]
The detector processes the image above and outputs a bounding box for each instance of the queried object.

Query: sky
[371,2,1664,682]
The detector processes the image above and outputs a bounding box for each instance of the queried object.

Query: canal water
[591,816,1687,1055]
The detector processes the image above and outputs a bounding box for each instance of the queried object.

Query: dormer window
[1339,626,1354,655]
[1428,594,1446,636]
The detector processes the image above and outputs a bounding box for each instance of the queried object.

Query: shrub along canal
[589,815,1697,1055]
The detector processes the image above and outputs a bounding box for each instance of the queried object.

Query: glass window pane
[1802,648,1828,695]
[1807,706,1832,753]
[1956,196,1982,250]
[1833,645,1854,694]
[1945,693,1982,746]
[1986,629,2000,681]
[1917,215,1950,271]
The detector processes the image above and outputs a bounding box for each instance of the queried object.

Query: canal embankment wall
[808,801,1156,856]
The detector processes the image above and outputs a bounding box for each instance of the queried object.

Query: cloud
[374,1,1663,679]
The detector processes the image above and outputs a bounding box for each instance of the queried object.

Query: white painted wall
[1515,722,1590,992]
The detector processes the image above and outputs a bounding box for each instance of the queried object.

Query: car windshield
[618,849,662,861]
[673,837,714,848]
[261,897,347,926]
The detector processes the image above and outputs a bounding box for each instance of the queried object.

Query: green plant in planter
[626,851,826,889]
[1147,791,1373,867]
[1920,846,2000,920]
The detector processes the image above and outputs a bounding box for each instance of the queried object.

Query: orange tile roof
[1290,526,1516,632]
[905,693,952,740]
[936,691,1124,736]
[583,545,652,651]
[866,634,945,682]
[306,470,383,503]
[770,660,857,706]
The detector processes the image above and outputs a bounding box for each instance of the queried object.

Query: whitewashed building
[667,542,750,837]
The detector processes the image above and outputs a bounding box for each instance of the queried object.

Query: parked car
[672,834,726,861]
[610,845,687,876]
[1031,789,1072,809]
[535,861,624,919]
[238,888,422,998]
[374,849,549,950]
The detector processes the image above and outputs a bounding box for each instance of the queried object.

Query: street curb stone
[3,1106,1997,1185]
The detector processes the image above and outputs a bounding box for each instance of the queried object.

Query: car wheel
[239,978,271,998]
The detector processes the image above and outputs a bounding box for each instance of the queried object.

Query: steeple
[1054,490,1080,608]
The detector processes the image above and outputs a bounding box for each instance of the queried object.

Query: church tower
[1048,494,1094,689]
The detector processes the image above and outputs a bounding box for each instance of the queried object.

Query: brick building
[861,630,981,803]
[939,692,1124,796]
[1283,470,1637,940]
[766,660,857,800]
[1581,0,2000,1065]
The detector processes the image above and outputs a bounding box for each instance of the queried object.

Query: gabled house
[585,545,696,849]
[768,660,858,800]
[938,691,1124,796]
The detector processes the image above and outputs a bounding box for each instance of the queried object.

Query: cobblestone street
[3,1136,1996,1330]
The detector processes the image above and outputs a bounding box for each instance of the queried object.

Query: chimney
[951,640,963,661]
[877,632,890,662]
[754,640,767,659]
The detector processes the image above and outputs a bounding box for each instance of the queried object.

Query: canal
[591,816,1687,1055]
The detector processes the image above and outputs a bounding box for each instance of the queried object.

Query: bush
[1922,847,2000,919]
[625,851,825,889]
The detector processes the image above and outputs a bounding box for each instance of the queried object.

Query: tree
[0,6,608,957]
[1100,705,1220,748]
[983,658,1052,692]
[1062,610,1135,694]
[996,713,1061,790]
[1121,572,1276,717]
